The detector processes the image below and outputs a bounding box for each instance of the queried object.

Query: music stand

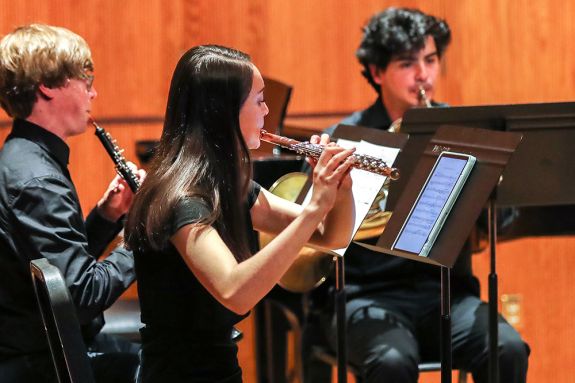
[323,124,408,383]
[395,101,575,383]
[358,125,522,383]
[396,101,575,207]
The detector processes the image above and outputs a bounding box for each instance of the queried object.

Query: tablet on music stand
[392,151,476,258]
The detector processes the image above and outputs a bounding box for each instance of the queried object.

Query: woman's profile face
[239,65,269,149]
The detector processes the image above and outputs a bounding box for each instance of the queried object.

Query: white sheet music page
[302,138,400,256]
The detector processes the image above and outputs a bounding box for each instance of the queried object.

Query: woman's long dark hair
[125,45,254,261]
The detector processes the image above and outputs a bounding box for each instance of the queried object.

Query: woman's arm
[251,185,354,249]
[171,200,327,315]
[252,133,355,249]
[171,144,354,315]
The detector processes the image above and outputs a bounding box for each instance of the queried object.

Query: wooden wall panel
[470,237,575,383]
[1,0,575,119]
[259,0,449,113]
[1,1,574,382]
[445,0,575,106]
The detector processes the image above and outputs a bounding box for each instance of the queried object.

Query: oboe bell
[259,130,400,180]
[418,85,432,108]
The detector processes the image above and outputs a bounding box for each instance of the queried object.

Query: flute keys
[261,130,399,179]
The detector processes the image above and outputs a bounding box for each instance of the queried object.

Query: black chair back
[261,76,292,136]
[253,76,292,157]
[30,258,96,383]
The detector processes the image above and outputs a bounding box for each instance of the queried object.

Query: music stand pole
[335,255,347,383]
[323,124,409,383]
[488,193,499,383]
[440,266,452,383]
[363,126,522,383]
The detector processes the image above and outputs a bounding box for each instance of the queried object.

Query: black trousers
[309,282,529,383]
[88,332,141,383]
[0,333,139,383]
[139,327,242,383]
[0,351,56,383]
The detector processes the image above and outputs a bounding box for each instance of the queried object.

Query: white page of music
[302,138,400,256]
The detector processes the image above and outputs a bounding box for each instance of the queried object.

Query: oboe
[260,130,400,180]
[91,118,141,193]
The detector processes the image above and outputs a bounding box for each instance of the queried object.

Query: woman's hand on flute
[307,134,355,213]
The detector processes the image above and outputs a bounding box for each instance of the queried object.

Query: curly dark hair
[356,8,451,93]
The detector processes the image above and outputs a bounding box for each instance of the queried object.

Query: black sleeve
[248,180,261,208]
[11,175,135,325]
[170,198,212,235]
[85,207,124,258]
[171,182,260,234]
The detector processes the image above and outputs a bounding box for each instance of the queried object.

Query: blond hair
[0,24,93,118]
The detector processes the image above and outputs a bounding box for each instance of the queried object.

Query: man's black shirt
[312,98,478,306]
[0,119,135,358]
[325,97,394,135]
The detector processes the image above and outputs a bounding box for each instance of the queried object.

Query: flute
[260,130,400,180]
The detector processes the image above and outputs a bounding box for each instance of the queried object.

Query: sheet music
[302,138,400,256]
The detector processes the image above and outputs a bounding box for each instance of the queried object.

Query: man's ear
[368,64,383,85]
[37,83,55,101]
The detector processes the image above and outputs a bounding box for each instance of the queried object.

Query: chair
[252,76,307,383]
[30,258,96,383]
[262,76,292,135]
[260,295,305,382]
[254,76,293,157]
[101,297,143,343]
[310,345,469,383]
[261,295,470,383]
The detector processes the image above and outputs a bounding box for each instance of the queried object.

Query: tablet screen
[393,154,472,255]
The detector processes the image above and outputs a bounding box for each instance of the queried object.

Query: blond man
[0,24,144,383]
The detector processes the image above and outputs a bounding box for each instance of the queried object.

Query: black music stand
[323,124,408,383]
[358,125,522,383]
[395,101,575,383]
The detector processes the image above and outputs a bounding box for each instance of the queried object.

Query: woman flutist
[124,45,355,383]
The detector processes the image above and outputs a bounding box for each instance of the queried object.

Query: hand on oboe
[97,162,146,222]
